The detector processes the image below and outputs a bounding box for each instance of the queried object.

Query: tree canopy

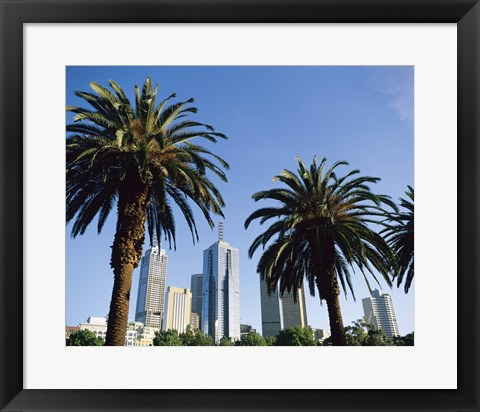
[66,329,104,346]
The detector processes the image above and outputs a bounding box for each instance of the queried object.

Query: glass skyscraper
[281,287,308,329]
[260,281,308,336]
[190,273,203,328]
[134,237,168,329]
[259,278,281,338]
[201,223,240,343]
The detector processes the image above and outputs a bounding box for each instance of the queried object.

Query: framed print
[1,1,479,411]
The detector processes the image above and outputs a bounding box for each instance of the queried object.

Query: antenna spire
[152,235,158,248]
[218,221,224,241]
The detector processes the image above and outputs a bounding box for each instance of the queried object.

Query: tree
[344,319,393,346]
[392,332,414,346]
[245,156,396,345]
[322,319,394,346]
[276,326,317,346]
[153,330,183,346]
[265,336,276,346]
[382,186,414,293]
[66,78,229,345]
[219,336,235,346]
[66,329,104,346]
[179,326,214,346]
[236,332,267,346]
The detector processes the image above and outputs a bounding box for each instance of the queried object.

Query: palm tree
[245,156,396,346]
[66,77,229,345]
[382,186,414,293]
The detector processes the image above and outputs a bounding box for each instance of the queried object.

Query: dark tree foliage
[275,326,317,346]
[382,186,414,292]
[66,329,104,346]
[245,156,397,345]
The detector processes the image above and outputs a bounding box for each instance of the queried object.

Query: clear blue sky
[66,66,414,335]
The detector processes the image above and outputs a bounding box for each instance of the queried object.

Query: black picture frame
[1,1,479,411]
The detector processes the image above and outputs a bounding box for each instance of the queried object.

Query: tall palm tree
[245,156,396,346]
[382,186,414,293]
[66,77,229,345]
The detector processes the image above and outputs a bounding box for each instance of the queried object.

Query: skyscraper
[164,286,192,334]
[202,222,240,343]
[135,237,168,329]
[362,289,400,338]
[259,278,281,338]
[190,273,203,328]
[281,287,308,329]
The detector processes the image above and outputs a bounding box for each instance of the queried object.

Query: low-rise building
[313,329,331,343]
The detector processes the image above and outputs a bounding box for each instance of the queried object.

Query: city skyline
[66,65,414,336]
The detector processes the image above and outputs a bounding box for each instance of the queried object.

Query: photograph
[66,65,414,348]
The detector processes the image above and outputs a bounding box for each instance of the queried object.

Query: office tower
[190,312,200,330]
[281,287,308,329]
[313,329,331,343]
[259,278,282,338]
[164,287,192,334]
[135,237,168,329]
[201,222,240,343]
[362,289,400,338]
[190,273,203,328]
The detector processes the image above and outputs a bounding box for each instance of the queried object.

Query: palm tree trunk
[325,291,347,346]
[316,268,347,346]
[105,173,149,346]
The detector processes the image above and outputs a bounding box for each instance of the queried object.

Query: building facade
[79,316,108,341]
[164,286,192,334]
[362,289,400,338]
[135,237,168,329]
[190,273,203,328]
[281,287,308,329]
[259,278,282,338]
[201,223,240,343]
[190,312,200,330]
[314,328,331,343]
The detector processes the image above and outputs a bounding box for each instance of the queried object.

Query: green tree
[66,78,229,345]
[237,332,267,346]
[392,332,414,346]
[219,336,235,346]
[66,329,104,346]
[180,326,214,346]
[345,319,393,346]
[265,336,276,346]
[382,186,414,293]
[276,326,317,346]
[245,157,396,346]
[153,330,183,346]
[323,319,393,346]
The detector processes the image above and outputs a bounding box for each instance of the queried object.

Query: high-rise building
[362,289,400,338]
[135,237,168,329]
[190,273,203,327]
[201,222,240,343]
[259,278,282,338]
[164,286,192,334]
[281,287,308,329]
[259,279,309,336]
[190,312,200,330]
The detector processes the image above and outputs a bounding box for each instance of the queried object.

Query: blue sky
[66,66,414,335]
